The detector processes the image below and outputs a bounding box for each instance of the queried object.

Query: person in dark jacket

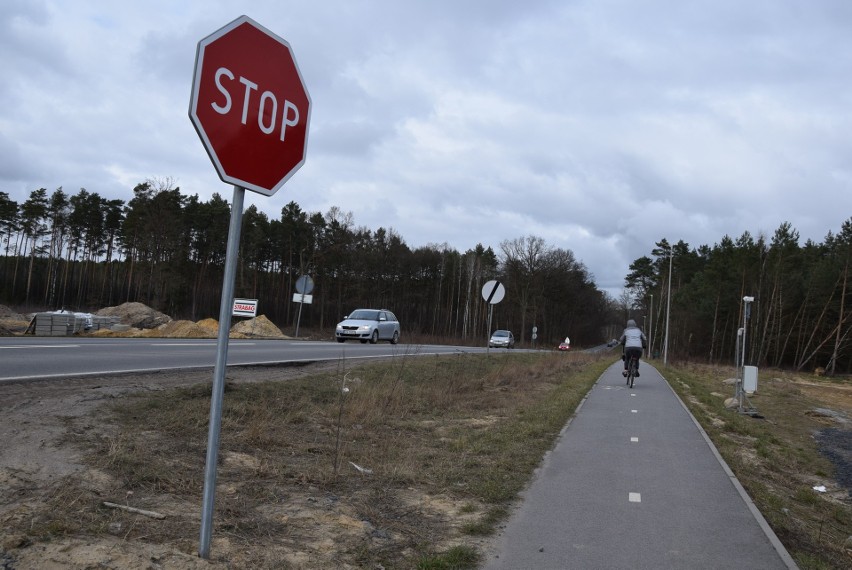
[618,319,647,376]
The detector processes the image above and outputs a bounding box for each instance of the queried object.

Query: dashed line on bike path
[483,361,796,569]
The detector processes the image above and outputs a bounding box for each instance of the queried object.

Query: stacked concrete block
[90,316,121,331]
[33,313,121,336]
[33,313,81,336]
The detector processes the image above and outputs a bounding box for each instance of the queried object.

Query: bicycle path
[482,360,798,569]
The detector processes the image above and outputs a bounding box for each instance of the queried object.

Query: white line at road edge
[0,350,460,383]
[148,343,249,347]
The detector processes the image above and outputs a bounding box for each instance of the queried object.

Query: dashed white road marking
[631,410,638,413]
[149,343,258,347]
[0,345,79,349]
[150,343,216,347]
[631,437,639,442]
[629,493,641,503]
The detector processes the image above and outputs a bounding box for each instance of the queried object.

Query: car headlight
[360,325,371,331]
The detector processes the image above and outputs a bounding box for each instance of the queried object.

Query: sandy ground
[0,364,343,569]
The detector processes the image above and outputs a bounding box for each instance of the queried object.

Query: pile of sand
[148,320,215,338]
[0,304,31,334]
[0,304,26,320]
[230,315,285,338]
[197,318,220,334]
[95,302,171,329]
[1,301,289,340]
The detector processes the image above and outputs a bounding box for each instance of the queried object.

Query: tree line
[5,182,847,371]
[624,219,852,374]
[0,182,608,346]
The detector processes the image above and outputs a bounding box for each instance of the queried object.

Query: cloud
[2,0,851,299]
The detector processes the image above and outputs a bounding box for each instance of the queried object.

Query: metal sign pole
[295,294,305,337]
[734,328,742,401]
[487,304,493,355]
[199,185,244,558]
[739,297,753,413]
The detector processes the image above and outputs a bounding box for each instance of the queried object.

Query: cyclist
[618,319,647,377]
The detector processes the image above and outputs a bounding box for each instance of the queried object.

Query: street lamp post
[738,296,754,411]
[663,252,673,365]
[648,294,654,358]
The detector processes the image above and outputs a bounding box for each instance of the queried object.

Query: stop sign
[189,16,311,196]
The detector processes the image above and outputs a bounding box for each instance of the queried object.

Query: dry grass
[13,350,608,569]
[7,351,850,568]
[664,362,852,570]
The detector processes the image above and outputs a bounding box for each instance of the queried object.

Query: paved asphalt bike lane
[483,361,798,570]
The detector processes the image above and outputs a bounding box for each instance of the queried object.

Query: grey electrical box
[743,366,758,394]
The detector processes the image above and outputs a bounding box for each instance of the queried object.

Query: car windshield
[493,330,509,337]
[348,310,379,320]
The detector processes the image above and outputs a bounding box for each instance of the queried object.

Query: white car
[335,309,400,344]
[488,329,515,348]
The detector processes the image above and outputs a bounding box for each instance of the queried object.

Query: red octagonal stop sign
[189,16,311,196]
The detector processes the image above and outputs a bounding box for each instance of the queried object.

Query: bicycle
[625,355,639,389]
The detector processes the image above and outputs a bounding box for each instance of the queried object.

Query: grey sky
[2,0,851,295]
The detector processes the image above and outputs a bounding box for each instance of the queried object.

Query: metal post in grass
[648,294,653,358]
[486,304,493,355]
[734,327,743,401]
[199,185,244,558]
[663,252,673,365]
[738,296,754,413]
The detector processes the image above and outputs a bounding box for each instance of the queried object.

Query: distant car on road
[335,309,400,344]
[489,329,515,349]
[606,339,618,348]
[557,337,571,351]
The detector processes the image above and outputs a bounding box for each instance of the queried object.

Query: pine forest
[1,183,849,374]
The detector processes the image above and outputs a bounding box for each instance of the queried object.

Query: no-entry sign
[189,15,311,196]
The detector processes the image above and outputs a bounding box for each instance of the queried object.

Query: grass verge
[15,350,609,569]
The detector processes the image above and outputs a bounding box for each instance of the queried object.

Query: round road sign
[295,275,314,295]
[481,280,506,304]
[189,15,311,197]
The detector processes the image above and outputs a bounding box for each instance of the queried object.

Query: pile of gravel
[95,302,171,329]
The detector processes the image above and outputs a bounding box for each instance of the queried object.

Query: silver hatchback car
[335,309,401,344]
[488,329,515,348]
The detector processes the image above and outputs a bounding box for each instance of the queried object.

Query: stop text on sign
[212,67,300,142]
[188,15,311,197]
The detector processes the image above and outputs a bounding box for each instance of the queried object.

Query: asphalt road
[483,360,797,570]
[0,337,497,383]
